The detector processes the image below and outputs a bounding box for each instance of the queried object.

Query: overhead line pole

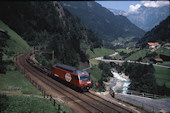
[52,50,54,66]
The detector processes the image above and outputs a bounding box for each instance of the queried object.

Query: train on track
[51,63,92,91]
[26,53,92,92]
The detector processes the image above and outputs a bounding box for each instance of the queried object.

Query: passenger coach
[51,63,92,91]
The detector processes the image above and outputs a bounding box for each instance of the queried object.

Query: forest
[0,31,9,73]
[111,62,170,96]
[0,2,102,67]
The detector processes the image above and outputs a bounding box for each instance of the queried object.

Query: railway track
[18,54,97,113]
[84,92,132,113]
[17,53,139,113]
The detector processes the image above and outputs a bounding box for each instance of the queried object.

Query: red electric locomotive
[51,63,92,91]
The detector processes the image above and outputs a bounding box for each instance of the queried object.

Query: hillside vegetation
[0,20,71,113]
[0,2,102,67]
[154,66,170,88]
[0,20,30,60]
[0,20,31,72]
[0,20,30,51]
[0,95,71,113]
[137,16,170,48]
[86,47,115,58]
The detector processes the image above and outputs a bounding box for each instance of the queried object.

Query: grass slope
[155,47,170,56]
[126,49,149,60]
[88,66,102,82]
[0,95,71,113]
[112,36,134,43]
[115,48,133,53]
[0,20,30,54]
[126,47,170,61]
[86,47,115,58]
[0,71,41,95]
[154,66,170,88]
[0,20,71,112]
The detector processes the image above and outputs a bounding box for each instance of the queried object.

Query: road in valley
[90,52,170,112]
[94,53,170,68]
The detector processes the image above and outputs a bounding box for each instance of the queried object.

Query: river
[109,71,130,94]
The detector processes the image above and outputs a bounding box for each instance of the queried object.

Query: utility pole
[52,51,54,66]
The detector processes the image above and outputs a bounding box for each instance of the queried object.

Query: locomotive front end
[77,70,92,90]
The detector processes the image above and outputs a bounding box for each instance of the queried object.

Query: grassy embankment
[155,47,170,65]
[86,47,115,58]
[0,95,71,113]
[154,66,170,88]
[0,20,31,56]
[155,47,170,56]
[112,48,135,59]
[0,20,71,113]
[115,48,133,53]
[0,20,34,94]
[125,49,149,61]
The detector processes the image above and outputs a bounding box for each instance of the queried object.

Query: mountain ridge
[0,2,102,66]
[60,1,145,42]
[109,5,170,31]
[137,16,170,48]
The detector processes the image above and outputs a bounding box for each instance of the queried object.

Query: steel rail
[18,54,104,113]
[84,92,132,113]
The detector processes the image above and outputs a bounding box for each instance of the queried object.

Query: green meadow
[154,66,170,88]
[86,47,115,58]
[0,95,71,113]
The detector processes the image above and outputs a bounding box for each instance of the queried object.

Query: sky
[96,1,170,12]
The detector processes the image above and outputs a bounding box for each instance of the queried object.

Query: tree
[0,2,103,67]
[0,31,9,74]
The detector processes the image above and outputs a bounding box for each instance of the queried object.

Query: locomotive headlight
[87,81,91,84]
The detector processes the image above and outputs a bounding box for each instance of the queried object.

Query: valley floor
[88,50,170,112]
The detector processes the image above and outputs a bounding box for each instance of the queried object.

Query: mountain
[60,1,145,42]
[0,2,102,67]
[108,8,127,16]
[109,5,170,31]
[137,16,170,48]
[127,5,170,31]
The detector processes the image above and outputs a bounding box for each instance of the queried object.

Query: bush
[103,55,112,60]
[0,95,71,113]
[0,95,9,112]
[122,63,157,93]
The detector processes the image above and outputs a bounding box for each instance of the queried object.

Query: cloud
[141,1,169,8]
[129,4,141,13]
[128,1,169,13]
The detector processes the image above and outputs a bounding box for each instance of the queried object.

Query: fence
[127,90,161,99]
[15,57,66,113]
[115,92,162,113]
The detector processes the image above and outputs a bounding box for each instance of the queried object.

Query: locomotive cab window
[79,76,90,81]
[76,70,88,75]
